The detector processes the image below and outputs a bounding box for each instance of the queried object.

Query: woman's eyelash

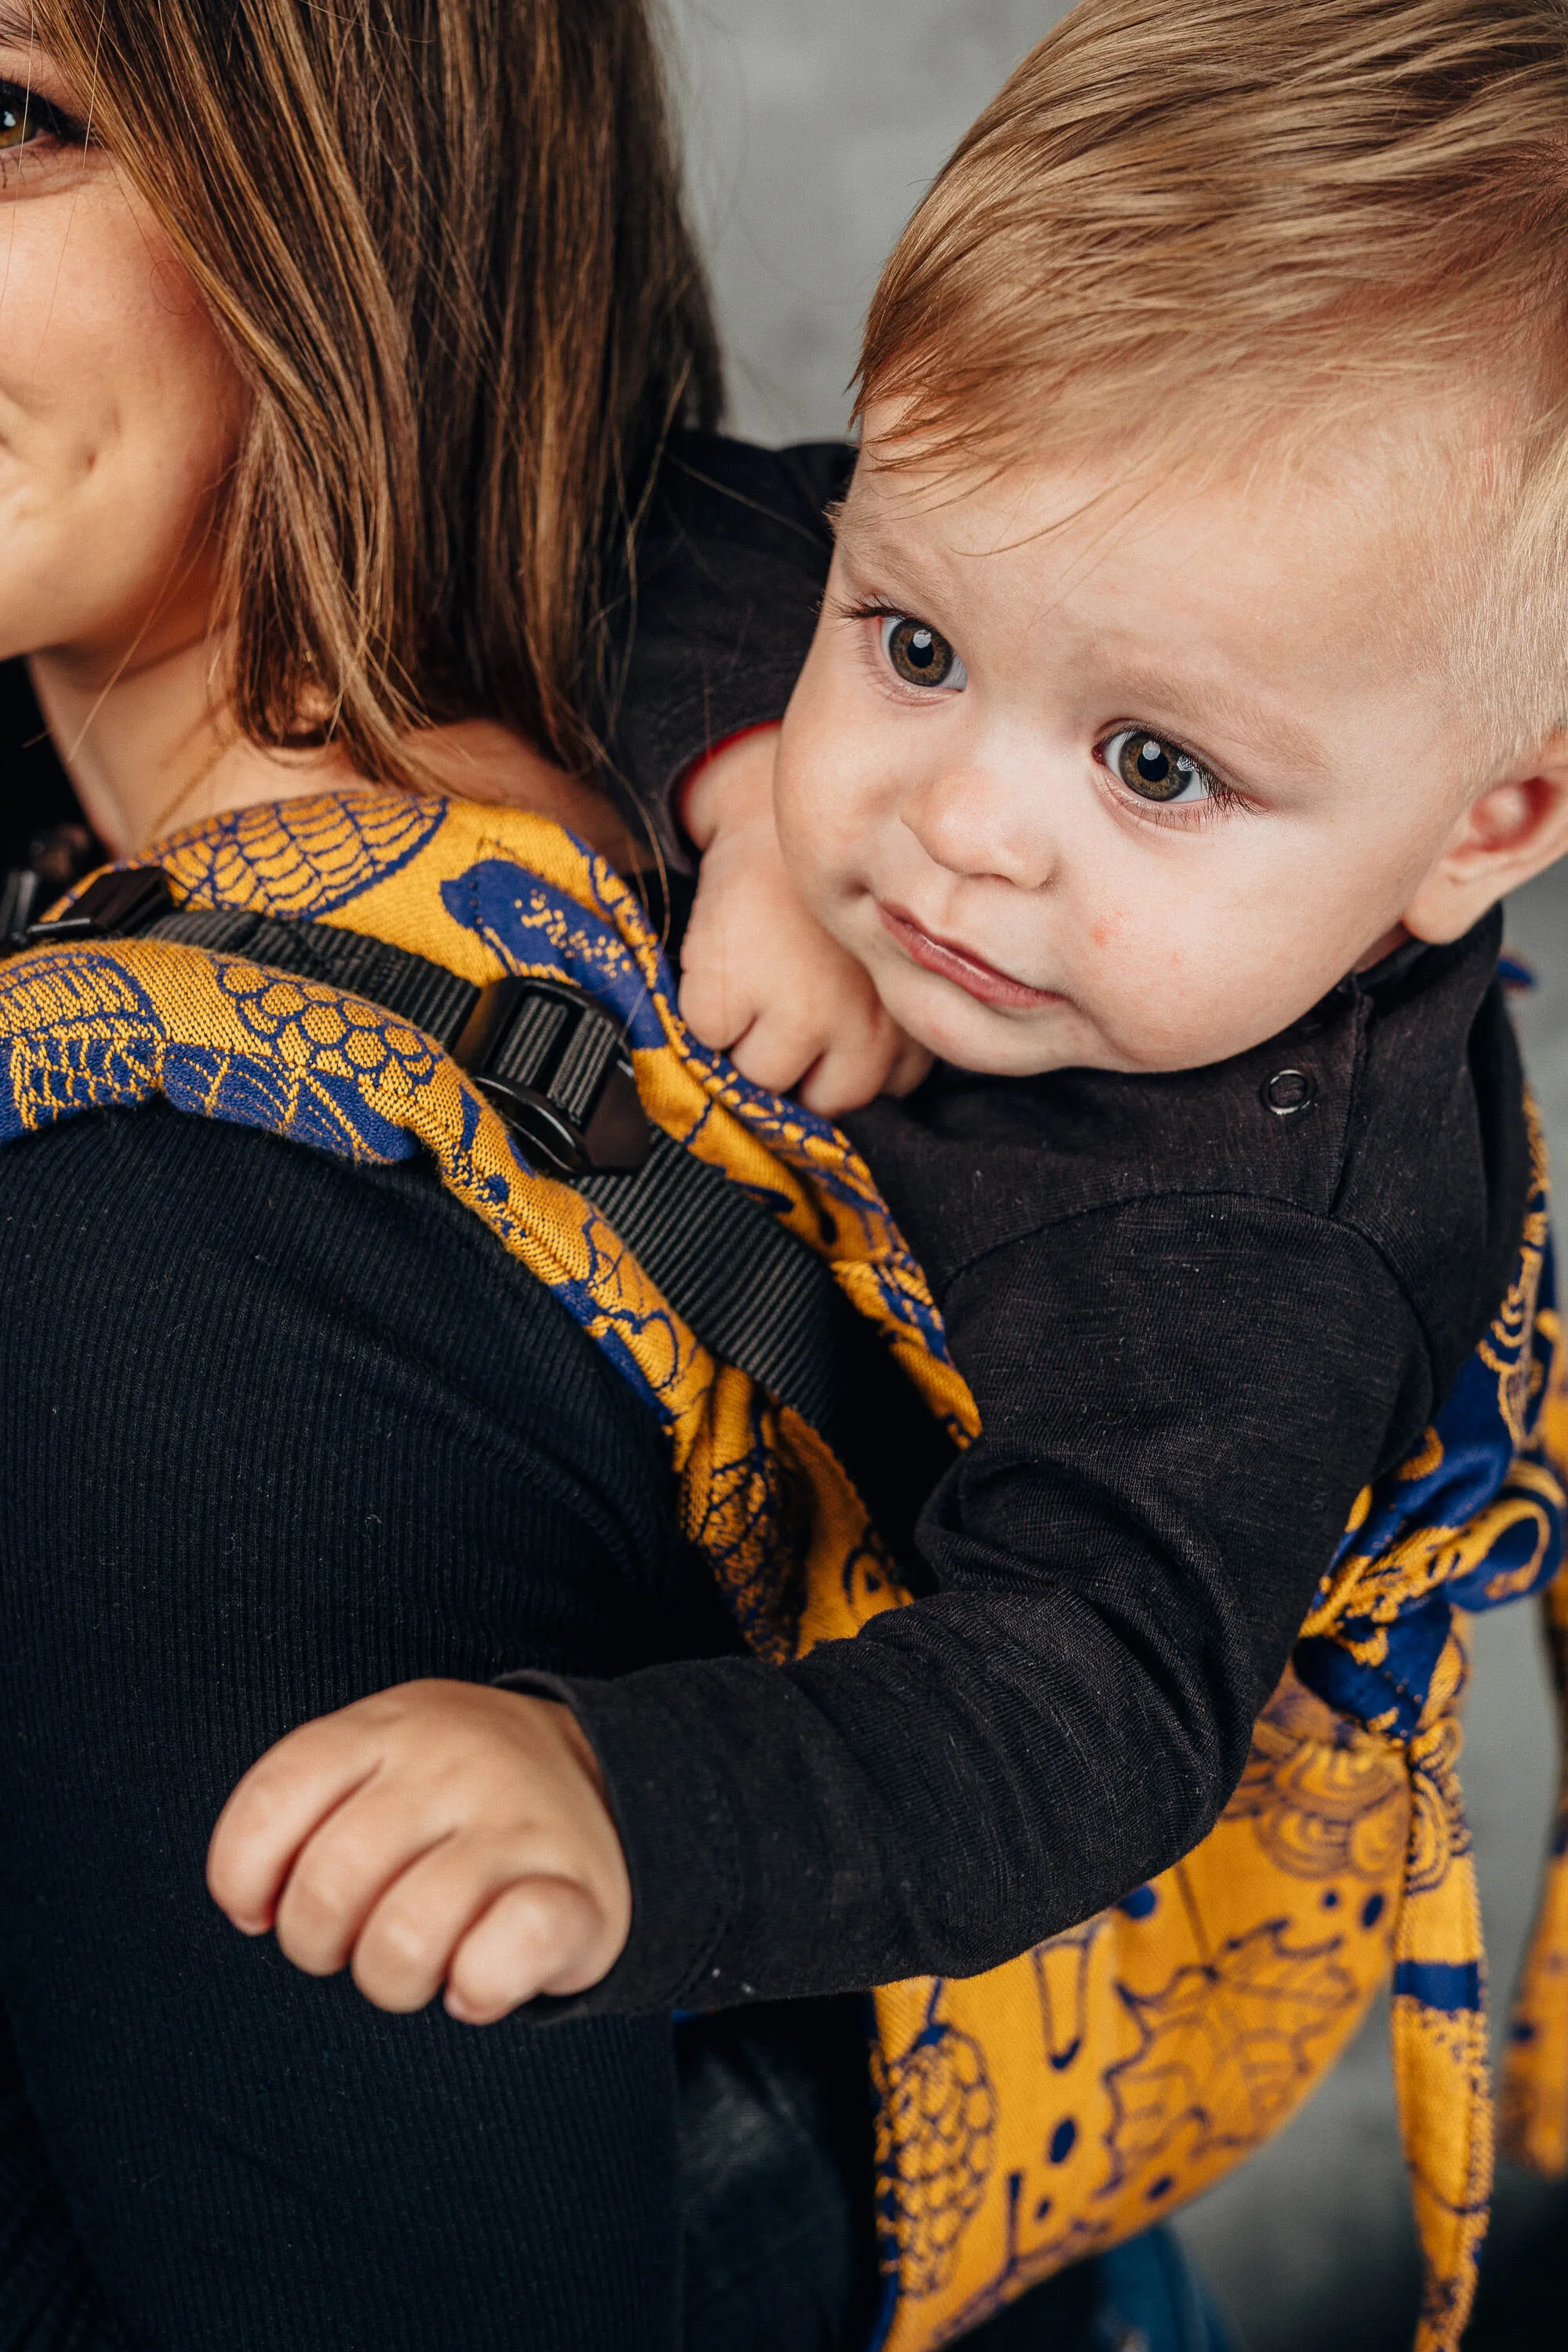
[0,79,93,155]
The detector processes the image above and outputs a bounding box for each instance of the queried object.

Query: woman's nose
[898,763,1058,893]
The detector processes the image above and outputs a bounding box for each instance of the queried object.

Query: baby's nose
[899,765,1058,893]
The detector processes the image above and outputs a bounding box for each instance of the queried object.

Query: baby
[210,0,1568,2030]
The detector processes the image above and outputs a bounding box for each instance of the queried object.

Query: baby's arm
[679,728,931,1115]
[211,1206,1423,2019]
[207,1681,630,2023]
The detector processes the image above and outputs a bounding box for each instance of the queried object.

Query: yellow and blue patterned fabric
[1502,1541,1568,2180]
[0,789,1564,2352]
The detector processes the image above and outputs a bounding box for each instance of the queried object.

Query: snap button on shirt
[1263,1069,1316,1116]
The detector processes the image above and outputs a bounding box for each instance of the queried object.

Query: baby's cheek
[1077,926,1221,1070]
[779,665,894,850]
[775,753,855,904]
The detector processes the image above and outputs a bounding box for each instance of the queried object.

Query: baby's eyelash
[1132,781,1243,831]
[834,596,905,628]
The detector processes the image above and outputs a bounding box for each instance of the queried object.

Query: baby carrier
[0,790,1563,2352]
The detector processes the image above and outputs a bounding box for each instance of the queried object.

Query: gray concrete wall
[669,5,1568,2343]
[670,1,1070,445]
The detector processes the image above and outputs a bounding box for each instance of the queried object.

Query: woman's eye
[880,615,967,692]
[0,79,81,156]
[0,82,33,150]
[1101,728,1218,808]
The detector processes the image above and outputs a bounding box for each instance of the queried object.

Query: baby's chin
[868,956,1096,1078]
[819,889,1143,1075]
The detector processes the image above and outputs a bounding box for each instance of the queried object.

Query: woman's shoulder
[0,1104,681,1604]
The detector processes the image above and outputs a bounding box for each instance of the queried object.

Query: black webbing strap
[583,1137,957,1530]
[24,879,880,1458]
[147,902,477,1039]
[140,902,652,1181]
[579,1131,853,1443]
[145,907,863,1442]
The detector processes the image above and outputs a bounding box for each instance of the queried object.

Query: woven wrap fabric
[0,789,1563,2352]
[1501,1417,1568,2180]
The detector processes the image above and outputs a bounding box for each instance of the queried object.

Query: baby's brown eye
[881,615,967,692]
[1102,727,1216,807]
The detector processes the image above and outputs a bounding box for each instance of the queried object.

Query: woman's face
[0,13,244,681]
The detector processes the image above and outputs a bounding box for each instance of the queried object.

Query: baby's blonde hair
[857,0,1568,758]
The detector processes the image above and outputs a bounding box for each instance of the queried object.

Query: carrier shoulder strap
[24,866,947,1508]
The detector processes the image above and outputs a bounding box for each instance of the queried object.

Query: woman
[0,5,832,2349]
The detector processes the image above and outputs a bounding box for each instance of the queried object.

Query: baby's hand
[206,1681,631,2024]
[679,728,931,1116]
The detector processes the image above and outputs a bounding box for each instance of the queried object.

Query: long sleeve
[595,432,851,867]
[543,1196,1431,2013]
[0,2011,127,2352]
[535,924,1526,2016]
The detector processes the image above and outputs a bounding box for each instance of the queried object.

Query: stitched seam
[943,1189,1443,1392]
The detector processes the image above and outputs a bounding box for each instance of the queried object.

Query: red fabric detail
[675,723,780,842]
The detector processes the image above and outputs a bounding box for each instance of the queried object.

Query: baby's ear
[1403,738,1568,944]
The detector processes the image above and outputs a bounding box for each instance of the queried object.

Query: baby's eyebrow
[1109,662,1332,775]
[832,516,958,615]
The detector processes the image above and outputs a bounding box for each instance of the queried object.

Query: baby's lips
[877,903,1062,1011]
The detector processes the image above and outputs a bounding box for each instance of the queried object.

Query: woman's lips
[877,905,1063,1010]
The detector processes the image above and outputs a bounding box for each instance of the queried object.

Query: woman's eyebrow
[0,9,36,47]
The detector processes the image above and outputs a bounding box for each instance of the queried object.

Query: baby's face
[775,423,1510,1076]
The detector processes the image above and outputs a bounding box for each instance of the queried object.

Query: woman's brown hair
[35,0,721,783]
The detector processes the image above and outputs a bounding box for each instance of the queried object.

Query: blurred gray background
[666,4,1568,2344]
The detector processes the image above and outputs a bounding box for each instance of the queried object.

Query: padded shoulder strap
[27,870,947,1489]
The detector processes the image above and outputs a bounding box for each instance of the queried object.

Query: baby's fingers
[207,1716,383,1936]
[727,1008,827,1098]
[270,1776,469,1980]
[883,1036,936,1098]
[445,1877,608,2024]
[677,956,751,1054]
[795,1019,934,1119]
[346,1835,533,2014]
[795,1029,903,1119]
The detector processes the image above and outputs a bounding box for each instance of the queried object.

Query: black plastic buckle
[24,866,173,946]
[452,975,650,1178]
